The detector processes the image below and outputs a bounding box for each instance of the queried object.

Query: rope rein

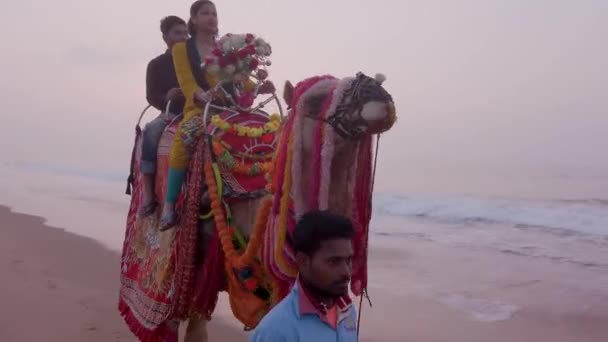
[356,133,381,337]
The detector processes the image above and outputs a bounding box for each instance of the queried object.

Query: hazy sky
[0,0,606,196]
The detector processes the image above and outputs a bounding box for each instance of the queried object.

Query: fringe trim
[291,77,337,219]
[118,300,178,342]
[172,138,206,318]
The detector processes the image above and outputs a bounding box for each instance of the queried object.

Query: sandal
[159,211,177,231]
[138,201,158,218]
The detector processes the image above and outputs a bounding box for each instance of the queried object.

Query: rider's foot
[138,201,158,218]
[139,174,157,218]
[159,202,177,231]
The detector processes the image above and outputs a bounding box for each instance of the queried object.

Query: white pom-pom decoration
[222,40,232,51]
[255,45,271,56]
[374,73,386,84]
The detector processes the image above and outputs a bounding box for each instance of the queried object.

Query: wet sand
[1,204,607,341]
[358,216,608,341]
[0,206,245,341]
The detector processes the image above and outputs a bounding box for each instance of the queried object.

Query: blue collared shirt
[249,282,358,342]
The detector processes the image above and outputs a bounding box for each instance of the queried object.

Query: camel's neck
[297,140,357,217]
[328,142,357,216]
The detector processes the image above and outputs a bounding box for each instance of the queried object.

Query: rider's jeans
[140,112,177,175]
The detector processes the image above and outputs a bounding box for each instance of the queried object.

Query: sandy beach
[1,0,607,340]
[2,200,608,341]
[0,205,246,341]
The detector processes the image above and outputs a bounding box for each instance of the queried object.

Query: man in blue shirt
[250,210,358,342]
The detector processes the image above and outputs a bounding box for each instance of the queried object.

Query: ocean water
[373,193,608,237]
[0,162,130,250]
[1,161,607,325]
[2,160,607,251]
[4,161,607,234]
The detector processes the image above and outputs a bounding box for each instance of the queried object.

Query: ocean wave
[5,162,607,237]
[373,194,608,237]
[556,198,608,206]
[6,161,125,183]
[438,293,519,322]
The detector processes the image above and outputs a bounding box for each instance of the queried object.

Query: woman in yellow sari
[161,0,274,229]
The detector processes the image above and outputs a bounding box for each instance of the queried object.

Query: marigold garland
[211,114,281,138]
[204,157,273,327]
[212,139,273,176]
[203,154,272,269]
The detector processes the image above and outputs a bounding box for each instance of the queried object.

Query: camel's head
[284,72,397,140]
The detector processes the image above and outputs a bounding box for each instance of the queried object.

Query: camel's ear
[283,81,294,107]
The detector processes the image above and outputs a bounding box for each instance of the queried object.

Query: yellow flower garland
[211,114,281,138]
[212,139,273,176]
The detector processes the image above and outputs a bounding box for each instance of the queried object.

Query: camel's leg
[183,316,208,342]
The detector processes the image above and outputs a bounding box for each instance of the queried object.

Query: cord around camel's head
[284,72,397,140]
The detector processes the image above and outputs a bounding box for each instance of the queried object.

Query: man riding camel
[139,15,189,218]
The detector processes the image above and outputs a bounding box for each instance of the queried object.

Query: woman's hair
[187,0,216,37]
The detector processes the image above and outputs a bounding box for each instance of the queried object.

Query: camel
[119,33,397,342]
